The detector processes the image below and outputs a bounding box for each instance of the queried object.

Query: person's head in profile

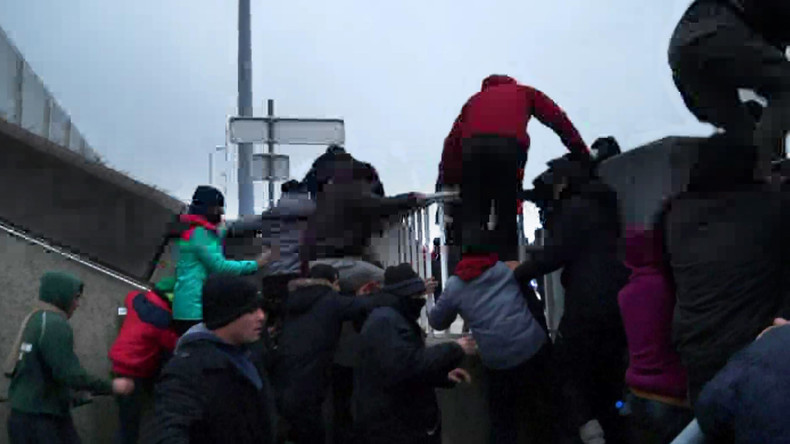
[202,274,266,345]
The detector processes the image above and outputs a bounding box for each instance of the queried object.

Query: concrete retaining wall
[0,117,184,282]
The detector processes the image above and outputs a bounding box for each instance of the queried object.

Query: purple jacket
[618,227,688,399]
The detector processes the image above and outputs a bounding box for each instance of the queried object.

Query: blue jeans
[626,392,694,444]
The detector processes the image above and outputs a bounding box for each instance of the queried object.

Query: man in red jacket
[437,74,590,261]
[108,277,179,444]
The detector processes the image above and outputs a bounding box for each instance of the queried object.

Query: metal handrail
[0,219,148,291]
[382,190,539,337]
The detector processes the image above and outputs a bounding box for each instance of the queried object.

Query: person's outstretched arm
[362,312,464,389]
[529,87,589,157]
[513,198,590,284]
[438,103,468,188]
[38,315,112,395]
[192,228,261,275]
[428,279,461,331]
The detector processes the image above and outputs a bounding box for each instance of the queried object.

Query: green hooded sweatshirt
[7,272,112,416]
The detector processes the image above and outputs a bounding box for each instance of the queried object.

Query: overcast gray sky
[0,0,711,236]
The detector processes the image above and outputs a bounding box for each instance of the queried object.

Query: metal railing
[0,25,101,162]
[0,218,148,291]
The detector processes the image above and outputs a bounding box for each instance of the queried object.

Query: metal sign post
[227,101,345,210]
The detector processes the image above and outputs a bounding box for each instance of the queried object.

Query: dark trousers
[115,377,154,444]
[626,393,694,444]
[172,320,200,336]
[284,402,326,444]
[331,364,355,444]
[8,410,81,444]
[461,135,520,261]
[485,344,556,444]
[553,328,629,444]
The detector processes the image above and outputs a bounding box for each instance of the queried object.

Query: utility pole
[267,99,275,209]
[237,0,254,216]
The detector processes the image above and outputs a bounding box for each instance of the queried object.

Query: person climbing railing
[372,191,540,337]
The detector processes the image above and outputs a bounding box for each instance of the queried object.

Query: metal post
[438,203,449,295]
[517,213,526,262]
[423,207,432,280]
[267,99,276,209]
[410,214,417,268]
[413,212,421,275]
[437,202,451,335]
[402,216,409,264]
[237,0,254,216]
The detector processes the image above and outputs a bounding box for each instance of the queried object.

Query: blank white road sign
[229,117,345,146]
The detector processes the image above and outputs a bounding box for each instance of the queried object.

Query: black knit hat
[383,263,426,297]
[189,185,225,216]
[309,264,339,282]
[202,274,262,330]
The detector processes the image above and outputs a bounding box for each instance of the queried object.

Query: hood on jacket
[39,272,83,312]
[132,291,173,328]
[225,193,315,238]
[175,323,263,389]
[152,276,176,304]
[179,214,218,232]
[284,279,336,315]
[382,267,427,321]
[623,228,664,268]
[176,323,222,351]
[687,133,759,193]
[455,253,499,282]
[272,192,316,218]
[481,74,517,91]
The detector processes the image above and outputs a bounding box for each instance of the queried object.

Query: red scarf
[455,253,499,282]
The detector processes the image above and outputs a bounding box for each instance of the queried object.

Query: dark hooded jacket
[272,278,395,414]
[152,324,277,444]
[696,325,790,443]
[673,0,790,51]
[302,157,420,261]
[302,147,385,199]
[354,285,465,443]
[659,145,790,398]
[6,272,112,417]
[226,190,316,276]
[438,74,588,187]
[514,177,629,337]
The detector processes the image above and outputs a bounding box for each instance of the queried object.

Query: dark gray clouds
[1,0,710,231]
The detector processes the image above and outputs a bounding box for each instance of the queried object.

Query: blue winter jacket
[696,324,790,444]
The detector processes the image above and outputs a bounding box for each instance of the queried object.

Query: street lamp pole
[237,0,254,216]
[267,99,275,209]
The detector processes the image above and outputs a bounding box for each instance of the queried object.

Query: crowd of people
[5,1,790,443]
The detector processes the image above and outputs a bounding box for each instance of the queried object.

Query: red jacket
[438,75,589,192]
[109,290,179,378]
